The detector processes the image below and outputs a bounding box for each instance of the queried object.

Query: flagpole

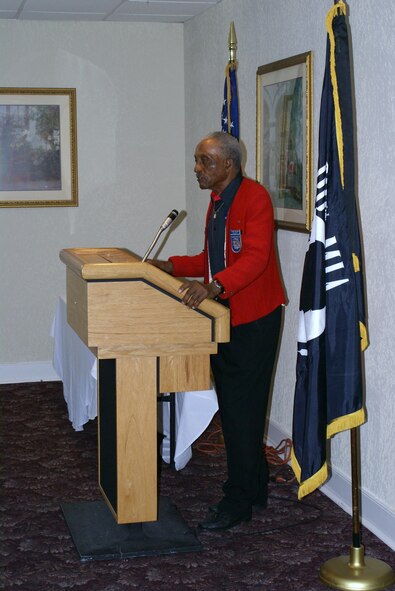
[350,428,362,549]
[228,21,237,63]
[319,427,394,590]
[226,22,237,134]
[290,2,394,587]
[221,22,239,139]
[318,6,394,585]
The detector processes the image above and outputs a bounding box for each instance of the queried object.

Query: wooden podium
[60,247,230,528]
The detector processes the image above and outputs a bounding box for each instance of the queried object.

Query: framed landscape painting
[0,88,78,207]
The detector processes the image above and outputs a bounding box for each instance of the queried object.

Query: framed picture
[0,88,78,208]
[256,52,313,231]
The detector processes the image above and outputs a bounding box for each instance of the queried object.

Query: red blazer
[170,177,286,326]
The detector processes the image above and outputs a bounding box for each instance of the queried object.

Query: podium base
[61,496,203,561]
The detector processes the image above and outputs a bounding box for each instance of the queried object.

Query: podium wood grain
[114,357,157,524]
[60,247,230,524]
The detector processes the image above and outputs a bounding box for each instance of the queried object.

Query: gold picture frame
[256,52,313,231]
[0,88,78,208]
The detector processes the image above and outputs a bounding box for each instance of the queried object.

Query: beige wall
[0,20,186,365]
[184,0,395,546]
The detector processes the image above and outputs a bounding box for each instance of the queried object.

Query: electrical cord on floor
[193,413,224,456]
[266,438,296,485]
[194,414,296,484]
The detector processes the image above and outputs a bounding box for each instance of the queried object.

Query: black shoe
[198,510,251,531]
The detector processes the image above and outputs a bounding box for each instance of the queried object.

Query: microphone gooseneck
[142,209,179,262]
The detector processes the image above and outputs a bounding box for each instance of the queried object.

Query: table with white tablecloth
[51,297,218,470]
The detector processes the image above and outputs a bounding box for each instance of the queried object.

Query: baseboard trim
[0,361,60,384]
[267,418,395,551]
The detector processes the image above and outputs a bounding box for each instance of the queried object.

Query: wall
[0,20,186,377]
[1,0,393,549]
[184,0,395,547]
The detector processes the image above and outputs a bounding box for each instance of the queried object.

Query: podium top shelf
[60,247,142,277]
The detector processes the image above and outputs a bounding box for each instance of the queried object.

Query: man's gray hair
[204,131,242,170]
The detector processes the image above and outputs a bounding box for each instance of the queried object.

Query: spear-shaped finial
[228,21,237,63]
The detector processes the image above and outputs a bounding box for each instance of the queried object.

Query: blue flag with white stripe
[221,62,239,139]
[291,1,368,499]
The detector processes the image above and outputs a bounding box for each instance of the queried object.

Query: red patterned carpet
[1,382,394,591]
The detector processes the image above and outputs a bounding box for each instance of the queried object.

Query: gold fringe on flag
[327,407,366,440]
[291,448,329,500]
[326,0,347,189]
[353,252,369,351]
[292,405,367,500]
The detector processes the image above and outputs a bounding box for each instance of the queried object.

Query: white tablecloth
[51,297,218,470]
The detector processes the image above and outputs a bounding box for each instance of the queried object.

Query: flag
[221,61,239,139]
[291,1,368,500]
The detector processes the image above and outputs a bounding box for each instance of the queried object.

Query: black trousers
[210,305,283,516]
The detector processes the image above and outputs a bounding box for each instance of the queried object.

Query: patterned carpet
[1,382,394,591]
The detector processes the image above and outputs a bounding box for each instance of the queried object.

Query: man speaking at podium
[150,131,285,531]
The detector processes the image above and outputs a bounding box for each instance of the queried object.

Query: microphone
[160,209,179,231]
[142,209,179,262]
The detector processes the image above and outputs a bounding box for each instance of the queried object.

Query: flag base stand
[319,545,395,591]
[319,429,395,590]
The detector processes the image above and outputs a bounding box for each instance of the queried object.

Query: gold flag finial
[228,21,237,62]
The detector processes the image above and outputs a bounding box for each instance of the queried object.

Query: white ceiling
[0,0,223,23]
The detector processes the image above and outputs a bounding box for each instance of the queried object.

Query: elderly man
[151,131,285,531]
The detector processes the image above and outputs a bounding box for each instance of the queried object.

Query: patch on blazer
[230,229,242,253]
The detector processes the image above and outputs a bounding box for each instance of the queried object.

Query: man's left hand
[178,280,221,308]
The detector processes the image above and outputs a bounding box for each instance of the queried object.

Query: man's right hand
[147,259,174,275]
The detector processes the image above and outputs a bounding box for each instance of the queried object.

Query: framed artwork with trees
[0,88,78,208]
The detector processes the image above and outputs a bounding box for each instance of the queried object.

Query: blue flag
[221,62,239,139]
[291,1,368,499]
